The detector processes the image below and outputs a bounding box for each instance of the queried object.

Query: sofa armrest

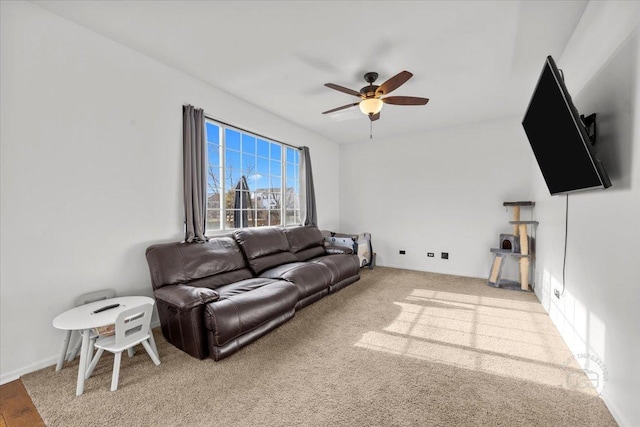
[325,245,354,255]
[154,284,219,310]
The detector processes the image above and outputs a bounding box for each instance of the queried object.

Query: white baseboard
[1,320,161,386]
[1,356,60,386]
[600,389,630,427]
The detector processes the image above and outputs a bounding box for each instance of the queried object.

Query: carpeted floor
[22,267,616,426]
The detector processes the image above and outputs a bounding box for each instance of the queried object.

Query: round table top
[52,296,155,330]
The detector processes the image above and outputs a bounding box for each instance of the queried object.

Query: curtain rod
[204,114,302,150]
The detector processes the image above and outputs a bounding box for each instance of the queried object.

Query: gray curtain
[183,105,208,242]
[301,146,317,226]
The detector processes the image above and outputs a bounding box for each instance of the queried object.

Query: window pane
[226,129,240,151]
[225,149,241,171]
[257,139,269,158]
[268,210,281,226]
[285,210,300,225]
[206,123,220,144]
[225,211,235,229]
[242,134,256,154]
[256,210,269,227]
[268,192,281,209]
[206,208,221,231]
[255,191,267,209]
[256,157,269,177]
[255,174,269,191]
[286,147,297,163]
[270,143,281,160]
[245,175,257,193]
[207,165,221,194]
[208,144,220,167]
[270,160,281,177]
[285,185,299,210]
[286,178,298,192]
[242,154,256,174]
[207,192,221,210]
[268,177,282,190]
[224,191,234,210]
[286,162,297,180]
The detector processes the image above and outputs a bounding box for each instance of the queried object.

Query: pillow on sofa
[234,227,298,275]
[284,226,326,261]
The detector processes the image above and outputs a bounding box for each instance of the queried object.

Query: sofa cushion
[215,277,288,299]
[294,246,327,262]
[261,262,332,299]
[310,254,360,285]
[146,237,252,290]
[284,226,324,252]
[204,280,298,347]
[284,226,333,261]
[234,227,298,274]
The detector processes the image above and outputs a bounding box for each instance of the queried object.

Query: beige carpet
[22,267,616,426]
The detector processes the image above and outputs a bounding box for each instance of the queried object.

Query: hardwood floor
[0,380,44,427]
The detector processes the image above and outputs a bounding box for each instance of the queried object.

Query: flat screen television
[522,55,611,195]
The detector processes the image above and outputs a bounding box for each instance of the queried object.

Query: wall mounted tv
[522,55,611,195]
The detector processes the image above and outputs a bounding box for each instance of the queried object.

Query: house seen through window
[206,120,301,232]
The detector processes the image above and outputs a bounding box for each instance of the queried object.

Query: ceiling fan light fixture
[359,98,383,116]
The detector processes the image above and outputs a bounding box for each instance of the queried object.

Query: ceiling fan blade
[382,96,429,106]
[322,102,360,114]
[369,112,380,121]
[324,83,362,98]
[376,71,413,96]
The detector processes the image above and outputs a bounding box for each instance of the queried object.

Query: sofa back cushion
[145,237,253,290]
[234,227,298,274]
[284,226,326,261]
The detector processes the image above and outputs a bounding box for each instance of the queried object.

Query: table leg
[75,328,91,396]
[55,330,72,371]
[148,328,159,358]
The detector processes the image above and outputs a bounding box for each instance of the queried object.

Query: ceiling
[33,0,588,144]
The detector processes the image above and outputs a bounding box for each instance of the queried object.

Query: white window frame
[205,119,301,234]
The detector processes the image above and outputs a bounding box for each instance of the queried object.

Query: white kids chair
[85,303,161,391]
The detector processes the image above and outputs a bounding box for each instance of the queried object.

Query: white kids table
[53,296,157,396]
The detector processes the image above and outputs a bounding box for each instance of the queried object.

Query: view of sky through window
[205,121,300,232]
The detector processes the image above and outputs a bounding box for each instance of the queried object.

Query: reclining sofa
[145,225,360,361]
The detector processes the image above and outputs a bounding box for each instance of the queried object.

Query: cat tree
[488,201,538,291]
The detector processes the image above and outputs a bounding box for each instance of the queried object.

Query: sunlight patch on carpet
[354,288,596,395]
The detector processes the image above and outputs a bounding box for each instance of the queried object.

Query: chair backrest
[75,289,116,307]
[114,303,153,349]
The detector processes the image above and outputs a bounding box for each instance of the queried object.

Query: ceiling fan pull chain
[370,120,373,139]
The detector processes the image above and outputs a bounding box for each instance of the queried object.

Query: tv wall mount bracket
[580,113,597,145]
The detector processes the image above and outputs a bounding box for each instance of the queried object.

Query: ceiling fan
[322,70,429,122]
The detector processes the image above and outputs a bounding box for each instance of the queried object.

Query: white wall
[339,119,533,278]
[531,3,640,426]
[0,1,339,383]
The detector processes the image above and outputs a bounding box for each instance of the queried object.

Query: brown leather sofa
[145,226,360,361]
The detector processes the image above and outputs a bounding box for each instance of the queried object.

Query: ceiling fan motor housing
[360,85,379,98]
[361,72,379,98]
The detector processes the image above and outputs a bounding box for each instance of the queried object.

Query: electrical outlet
[399,250,406,255]
[441,252,449,260]
[427,252,434,257]
[554,289,560,299]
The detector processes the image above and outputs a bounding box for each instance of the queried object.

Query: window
[205,120,301,232]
